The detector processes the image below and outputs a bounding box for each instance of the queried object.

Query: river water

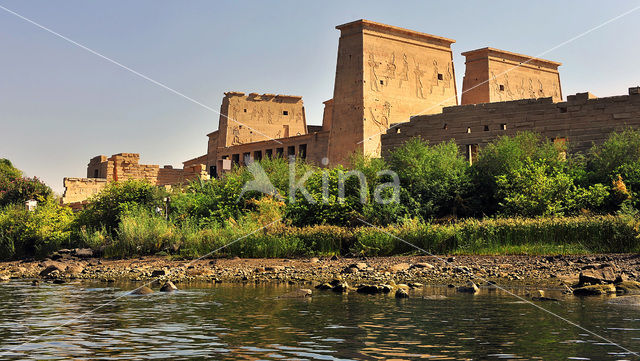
[0,280,638,360]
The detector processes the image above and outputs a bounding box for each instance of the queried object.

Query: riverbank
[1,253,638,290]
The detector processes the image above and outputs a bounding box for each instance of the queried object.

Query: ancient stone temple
[62,19,640,206]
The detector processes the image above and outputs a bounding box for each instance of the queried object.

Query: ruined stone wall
[62,178,108,204]
[63,153,209,206]
[215,130,329,168]
[217,92,307,149]
[328,20,458,164]
[382,88,640,159]
[461,47,562,105]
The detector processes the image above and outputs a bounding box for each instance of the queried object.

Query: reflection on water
[0,280,638,360]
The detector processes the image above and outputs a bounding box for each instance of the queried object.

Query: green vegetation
[3,129,640,260]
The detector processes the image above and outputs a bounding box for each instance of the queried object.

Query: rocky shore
[1,250,640,296]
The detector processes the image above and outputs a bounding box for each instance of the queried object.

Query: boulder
[0,274,10,281]
[573,283,616,296]
[395,288,409,298]
[160,281,178,292]
[131,286,154,295]
[315,283,333,290]
[357,284,382,294]
[457,281,479,294]
[579,267,617,285]
[530,289,559,301]
[408,282,423,288]
[151,269,168,277]
[354,262,368,270]
[309,257,320,264]
[615,281,640,295]
[390,263,411,272]
[342,266,359,274]
[73,248,93,258]
[609,295,640,306]
[412,262,434,269]
[39,262,65,277]
[65,265,84,276]
[332,282,349,293]
[31,280,40,286]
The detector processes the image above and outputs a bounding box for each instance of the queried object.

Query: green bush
[387,138,471,219]
[470,132,563,215]
[0,201,75,259]
[77,180,164,232]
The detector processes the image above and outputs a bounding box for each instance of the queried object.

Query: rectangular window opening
[265,149,273,158]
[254,150,262,161]
[283,110,289,116]
[483,125,489,131]
[499,84,505,91]
[275,147,284,158]
[287,145,296,157]
[298,144,307,160]
[232,154,240,165]
[437,73,443,80]
[500,123,507,130]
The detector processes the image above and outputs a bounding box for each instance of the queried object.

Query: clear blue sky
[1,0,639,194]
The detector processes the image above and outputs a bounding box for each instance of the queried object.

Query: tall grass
[82,212,640,258]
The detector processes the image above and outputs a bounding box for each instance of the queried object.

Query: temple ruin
[63,19,640,206]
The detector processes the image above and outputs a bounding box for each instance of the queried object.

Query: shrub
[77,180,164,232]
[387,138,471,219]
[0,201,75,259]
[470,132,563,215]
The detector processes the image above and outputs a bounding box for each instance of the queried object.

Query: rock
[615,274,630,284]
[315,283,333,290]
[408,282,423,288]
[396,283,410,290]
[412,262,434,269]
[332,282,349,293]
[73,248,93,258]
[39,262,64,277]
[279,289,312,298]
[457,281,479,294]
[395,288,409,298]
[31,280,39,286]
[52,279,66,284]
[530,289,558,301]
[160,281,178,292]
[579,267,617,285]
[131,286,154,295]
[151,269,167,277]
[380,284,393,293]
[354,262,368,270]
[615,281,640,295]
[447,257,455,263]
[530,289,545,299]
[342,266,359,274]
[573,283,616,296]
[65,265,84,276]
[330,255,339,261]
[309,257,320,264]
[329,278,343,286]
[609,295,640,306]
[357,284,382,294]
[389,263,410,272]
[0,274,10,281]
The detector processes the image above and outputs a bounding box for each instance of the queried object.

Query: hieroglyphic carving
[398,53,409,87]
[503,73,515,100]
[386,52,396,80]
[369,101,392,133]
[231,126,242,145]
[414,62,426,99]
[266,108,274,124]
[295,110,302,123]
[368,53,380,92]
[528,79,536,98]
[441,63,453,95]
[429,60,439,94]
[491,71,503,101]
[537,79,545,98]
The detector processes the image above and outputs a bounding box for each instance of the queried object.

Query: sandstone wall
[217,92,307,148]
[382,88,640,160]
[328,20,458,164]
[62,178,108,204]
[461,47,562,105]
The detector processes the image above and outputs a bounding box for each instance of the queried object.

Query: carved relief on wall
[295,110,302,123]
[369,101,392,133]
[441,63,453,95]
[385,52,396,81]
[231,126,242,145]
[368,53,380,92]
[537,79,545,98]
[398,53,409,87]
[266,108,274,124]
[414,62,426,99]
[429,60,440,95]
